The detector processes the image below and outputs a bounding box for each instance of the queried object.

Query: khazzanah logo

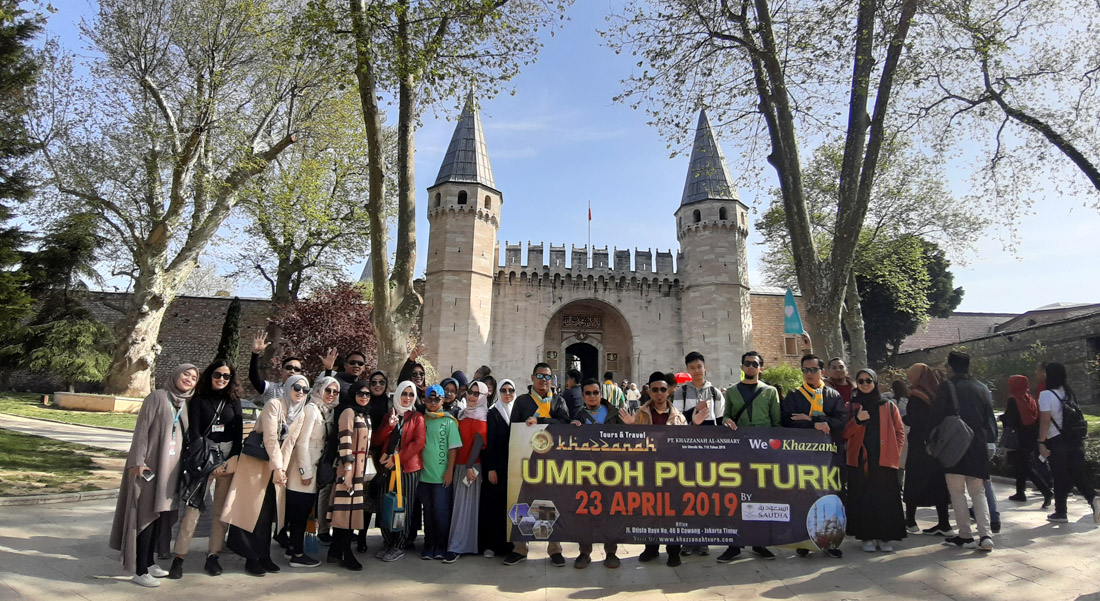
[748,439,837,453]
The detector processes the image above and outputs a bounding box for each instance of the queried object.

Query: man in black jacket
[933,351,996,552]
[503,362,570,567]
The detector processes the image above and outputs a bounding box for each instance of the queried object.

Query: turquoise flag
[784,288,804,335]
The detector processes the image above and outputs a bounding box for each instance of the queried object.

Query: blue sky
[42,1,1100,314]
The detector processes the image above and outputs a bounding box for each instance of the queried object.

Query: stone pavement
[2,481,1100,601]
[0,413,132,452]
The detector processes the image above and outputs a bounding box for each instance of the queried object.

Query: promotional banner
[507,424,846,549]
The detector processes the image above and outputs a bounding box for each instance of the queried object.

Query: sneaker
[260,558,281,573]
[716,547,741,563]
[825,548,843,558]
[244,558,266,576]
[666,553,681,567]
[1008,493,1027,502]
[862,541,877,553]
[573,553,591,569]
[1042,494,1053,509]
[502,552,527,566]
[374,547,389,560]
[421,551,433,560]
[752,546,776,560]
[442,552,459,564]
[943,536,977,548]
[483,549,495,558]
[550,553,566,567]
[382,548,405,562]
[905,523,920,534]
[1092,498,1100,524]
[283,549,293,560]
[1047,512,1069,523]
[922,524,956,537]
[168,557,184,579]
[696,546,710,556]
[433,552,446,561]
[879,542,894,552]
[147,564,169,578]
[289,554,321,568]
[991,521,1001,534]
[132,573,161,588]
[638,547,659,563]
[796,549,810,557]
[680,547,693,556]
[204,554,223,576]
[978,536,994,551]
[604,554,620,569]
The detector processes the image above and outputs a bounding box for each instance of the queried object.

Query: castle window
[434,192,441,208]
[784,335,800,356]
[692,209,701,223]
[719,207,728,220]
[458,190,468,205]
[484,195,491,209]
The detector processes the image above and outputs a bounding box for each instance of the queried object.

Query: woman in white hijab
[478,378,517,557]
[222,373,310,576]
[446,381,489,559]
[374,380,426,562]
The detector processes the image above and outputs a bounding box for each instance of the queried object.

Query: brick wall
[749,293,809,369]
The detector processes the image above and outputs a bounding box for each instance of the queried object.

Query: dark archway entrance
[565,342,599,381]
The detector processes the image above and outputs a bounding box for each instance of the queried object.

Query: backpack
[1051,390,1088,442]
[926,381,974,469]
[679,383,721,424]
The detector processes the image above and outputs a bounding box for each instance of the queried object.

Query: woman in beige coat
[282,375,338,568]
[222,373,309,576]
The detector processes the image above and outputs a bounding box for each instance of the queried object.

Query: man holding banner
[634,371,686,567]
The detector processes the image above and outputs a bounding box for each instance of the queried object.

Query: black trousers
[1049,436,1095,515]
[1010,448,1052,497]
[285,489,316,556]
[227,481,276,561]
[135,512,168,576]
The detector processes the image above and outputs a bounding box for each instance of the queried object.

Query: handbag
[180,401,227,509]
[315,418,337,487]
[926,381,974,468]
[241,430,269,461]
[380,453,405,532]
[999,426,1019,451]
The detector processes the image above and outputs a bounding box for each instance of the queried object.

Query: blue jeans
[418,481,454,555]
[983,480,1000,522]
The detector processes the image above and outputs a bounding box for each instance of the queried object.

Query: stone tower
[674,109,753,384]
[423,94,502,375]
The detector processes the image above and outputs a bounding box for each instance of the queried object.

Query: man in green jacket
[719,350,779,563]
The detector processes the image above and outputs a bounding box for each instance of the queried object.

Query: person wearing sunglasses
[315,377,347,545]
[318,347,370,403]
[168,361,244,579]
[222,374,310,576]
[717,351,780,563]
[842,369,906,553]
[374,381,426,562]
[398,343,428,402]
[357,371,392,550]
[446,381,491,562]
[325,381,374,570]
[503,363,571,567]
[633,371,688,566]
[480,378,518,558]
[247,331,304,408]
[780,354,846,558]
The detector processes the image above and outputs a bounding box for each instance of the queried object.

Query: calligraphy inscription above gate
[562,314,601,330]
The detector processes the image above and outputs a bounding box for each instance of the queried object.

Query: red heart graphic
[769,439,782,450]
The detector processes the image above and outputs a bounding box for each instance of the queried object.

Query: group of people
[110,336,1096,586]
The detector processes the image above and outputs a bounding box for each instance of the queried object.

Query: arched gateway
[543,300,633,383]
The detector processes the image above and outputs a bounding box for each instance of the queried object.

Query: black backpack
[1051,390,1088,442]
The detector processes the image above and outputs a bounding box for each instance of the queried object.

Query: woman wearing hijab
[169,361,243,579]
[1001,375,1053,504]
[446,381,489,560]
[222,373,310,576]
[479,378,516,558]
[281,376,339,568]
[110,364,199,587]
[326,381,373,570]
[315,378,343,544]
[372,380,425,561]
[353,371,391,551]
[842,369,907,552]
[902,363,954,536]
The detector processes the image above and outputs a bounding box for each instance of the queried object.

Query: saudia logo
[748,439,837,453]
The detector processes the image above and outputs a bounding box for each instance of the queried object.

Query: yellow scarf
[425,410,448,419]
[532,391,552,418]
[798,382,825,416]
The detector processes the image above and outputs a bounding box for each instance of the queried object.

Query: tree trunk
[803,290,846,364]
[102,278,172,398]
[843,271,868,369]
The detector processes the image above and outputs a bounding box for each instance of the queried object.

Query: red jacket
[842,400,905,470]
[375,410,426,473]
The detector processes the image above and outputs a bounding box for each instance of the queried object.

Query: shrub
[760,364,803,398]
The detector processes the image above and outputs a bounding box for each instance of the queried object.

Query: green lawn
[0,392,137,430]
[0,428,126,496]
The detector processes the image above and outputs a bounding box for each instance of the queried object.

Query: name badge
[211,424,225,433]
[168,440,176,456]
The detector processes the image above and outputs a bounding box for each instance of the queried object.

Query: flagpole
[588,200,591,256]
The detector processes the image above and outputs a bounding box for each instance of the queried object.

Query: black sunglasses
[583,390,601,396]
[856,378,875,385]
[284,365,302,373]
[649,386,668,393]
[212,372,231,380]
[742,361,760,368]
[801,367,821,373]
[355,390,371,397]
[500,387,515,394]
[291,384,310,394]
[370,379,387,385]
[346,360,365,367]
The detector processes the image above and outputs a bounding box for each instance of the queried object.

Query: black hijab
[853,368,882,407]
[367,370,391,430]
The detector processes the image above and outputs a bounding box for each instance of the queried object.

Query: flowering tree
[268,282,377,376]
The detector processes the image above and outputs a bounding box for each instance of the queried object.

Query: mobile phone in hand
[140,469,155,481]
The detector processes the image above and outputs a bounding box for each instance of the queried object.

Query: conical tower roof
[680,109,738,205]
[433,92,496,190]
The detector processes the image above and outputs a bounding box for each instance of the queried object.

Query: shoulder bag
[926,381,974,468]
[380,452,405,532]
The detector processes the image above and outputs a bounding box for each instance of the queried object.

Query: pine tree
[215,297,242,364]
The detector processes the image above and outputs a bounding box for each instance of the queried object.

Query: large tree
[608,0,925,360]
[305,0,572,376]
[31,0,345,396]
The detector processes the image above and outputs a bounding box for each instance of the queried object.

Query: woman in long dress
[902,363,954,536]
[447,381,489,559]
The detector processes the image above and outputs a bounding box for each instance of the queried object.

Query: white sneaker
[147,564,169,578]
[132,574,161,588]
[483,549,495,558]
[1092,498,1100,524]
[978,536,994,551]
[905,524,920,534]
[878,542,894,552]
[862,541,876,552]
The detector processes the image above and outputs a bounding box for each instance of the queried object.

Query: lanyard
[171,404,184,437]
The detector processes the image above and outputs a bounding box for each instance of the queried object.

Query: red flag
[588,206,592,221]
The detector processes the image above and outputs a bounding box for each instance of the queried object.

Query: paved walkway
[0,413,132,452]
[1,480,1099,601]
